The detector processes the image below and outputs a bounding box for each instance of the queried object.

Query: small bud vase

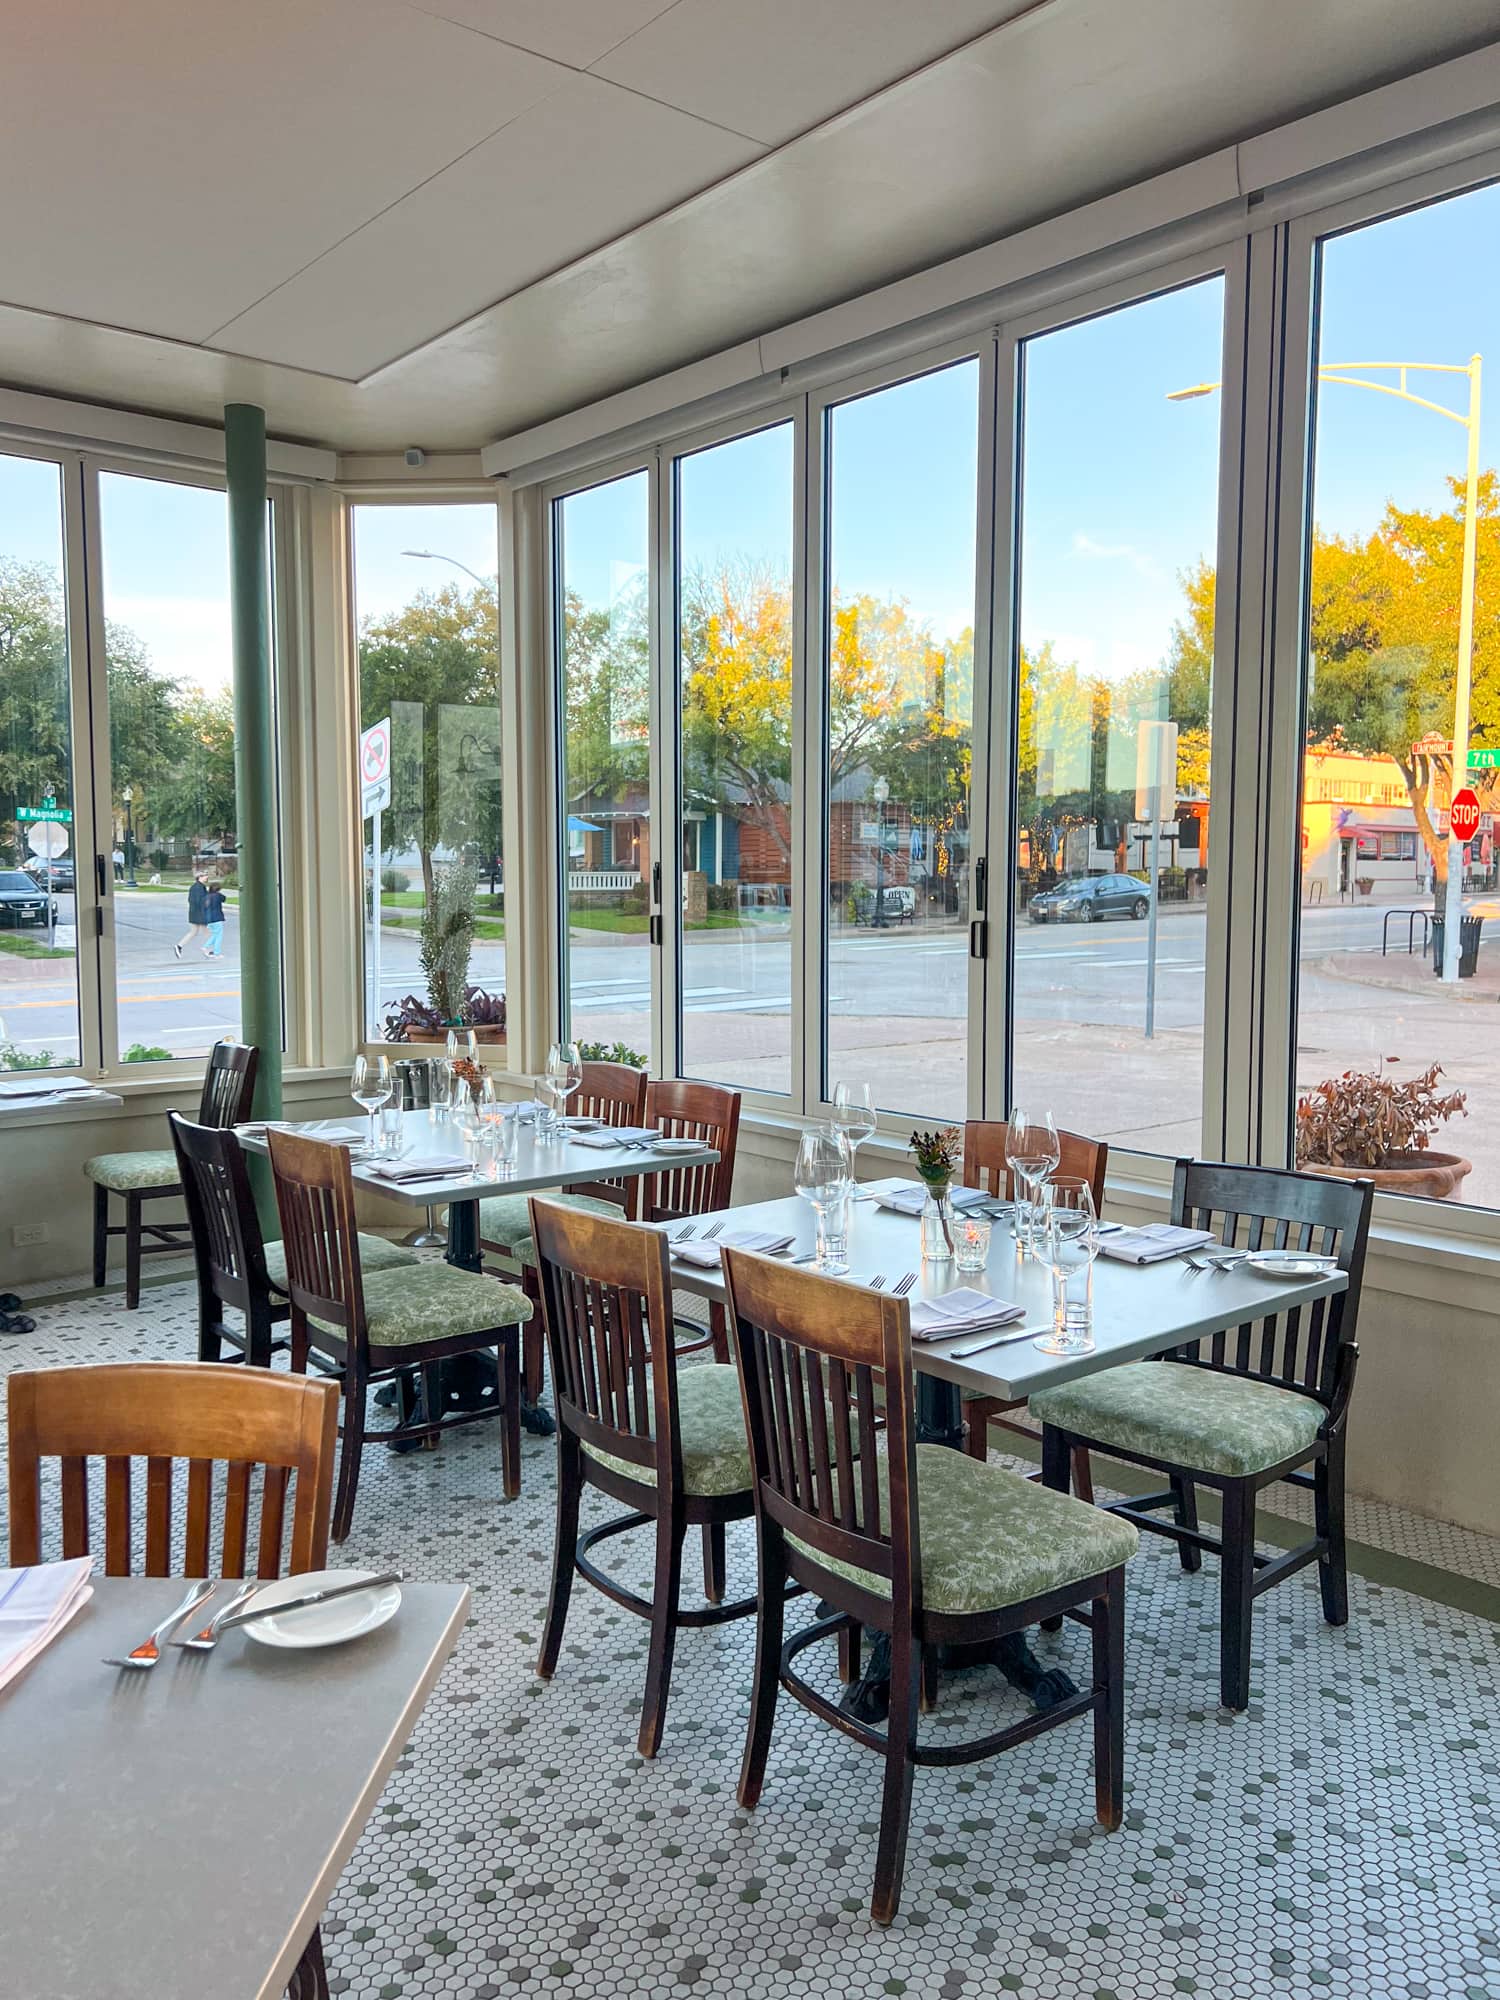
[919,1178,956,1264]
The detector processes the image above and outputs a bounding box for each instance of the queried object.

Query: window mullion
[651,450,677,1084]
[978,330,1017,1125]
[74,457,117,1075]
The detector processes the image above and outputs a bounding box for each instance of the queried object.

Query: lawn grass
[0,932,75,960]
[381,913,505,941]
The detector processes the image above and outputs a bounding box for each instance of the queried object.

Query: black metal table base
[835,1373,1080,1721]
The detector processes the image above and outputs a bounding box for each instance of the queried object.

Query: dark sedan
[27,857,75,892]
[0,869,57,927]
[1028,873,1152,924]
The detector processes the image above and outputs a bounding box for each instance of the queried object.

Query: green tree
[0,560,70,860]
[150,688,237,850]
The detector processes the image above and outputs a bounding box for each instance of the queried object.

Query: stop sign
[1451,787,1481,842]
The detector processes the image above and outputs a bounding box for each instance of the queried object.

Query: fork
[104,1577,216,1670]
[670,1223,697,1242]
[173,1579,259,1651]
[701,1221,726,1242]
[892,1273,916,1298]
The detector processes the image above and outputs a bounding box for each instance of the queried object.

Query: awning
[567,816,605,833]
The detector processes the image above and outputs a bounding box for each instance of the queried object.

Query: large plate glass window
[1011,277,1225,1156]
[823,360,981,1119]
[674,421,796,1093]
[555,472,651,1057]
[0,451,81,1071]
[351,504,502,1044]
[1292,182,1500,1204]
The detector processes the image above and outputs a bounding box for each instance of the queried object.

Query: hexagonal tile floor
[4,1268,1498,2000]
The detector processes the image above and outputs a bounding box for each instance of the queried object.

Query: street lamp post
[871,775,890,928]
[401,549,493,590]
[1169,355,1483,981]
[122,785,138,887]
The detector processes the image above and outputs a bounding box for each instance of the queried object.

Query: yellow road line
[0,990,242,1009]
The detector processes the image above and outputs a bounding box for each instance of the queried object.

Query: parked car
[0,870,57,927]
[27,858,75,892]
[1028,873,1152,924]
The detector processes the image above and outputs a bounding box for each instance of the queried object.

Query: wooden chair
[1033,1159,1373,1711]
[86,1040,259,1309]
[723,1249,1137,1925]
[639,1078,741,1360]
[531,1197,770,1756]
[268,1129,531,1539]
[961,1121,1107,1498]
[170,1113,416,1371]
[8,1359,338,1996]
[479,1059,651,1405]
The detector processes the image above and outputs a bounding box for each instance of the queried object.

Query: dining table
[657,1187,1349,1713]
[0,1574,469,2000]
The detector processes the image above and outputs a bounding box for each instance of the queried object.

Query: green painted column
[225,404,281,1228]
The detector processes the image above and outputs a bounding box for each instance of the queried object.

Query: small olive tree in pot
[1296,1060,1470,1200]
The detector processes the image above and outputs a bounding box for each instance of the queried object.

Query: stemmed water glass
[350,1053,392,1157]
[1034,1177,1099,1355]
[794,1124,853,1275]
[832,1081,877,1189]
[1005,1107,1060,1258]
[547,1041,582,1129]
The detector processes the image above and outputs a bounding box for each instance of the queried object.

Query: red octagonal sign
[1450,787,1481,843]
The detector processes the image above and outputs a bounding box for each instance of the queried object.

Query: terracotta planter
[403,1026,507,1048]
[1305,1151,1472,1201]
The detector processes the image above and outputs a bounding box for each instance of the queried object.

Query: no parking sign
[361,717,391,817]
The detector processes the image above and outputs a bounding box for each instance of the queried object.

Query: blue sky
[3,177,1497,701]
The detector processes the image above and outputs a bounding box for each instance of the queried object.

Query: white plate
[651,1137,705,1154]
[1243,1251,1341,1279]
[241,1569,402,1651]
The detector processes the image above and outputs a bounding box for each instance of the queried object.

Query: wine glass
[477,1075,503,1170]
[1034,1177,1099,1355]
[1005,1108,1060,1258]
[350,1053,392,1156]
[547,1041,582,1127]
[793,1125,853,1274]
[832,1081,877,1189]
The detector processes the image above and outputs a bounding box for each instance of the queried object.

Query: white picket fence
[568,869,640,893]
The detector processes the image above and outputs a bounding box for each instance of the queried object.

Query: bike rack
[1382,908,1432,957]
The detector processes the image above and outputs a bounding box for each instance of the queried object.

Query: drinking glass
[477,1075,502,1159]
[492,1103,520,1176]
[378,1103,404,1154]
[831,1081,877,1186]
[547,1041,582,1127]
[1005,1107,1060,1258]
[533,1076,558,1142]
[451,1090,482,1161]
[793,1125,853,1275]
[350,1053,392,1156]
[427,1058,452,1125]
[1034,1177,1099,1355]
[954,1215,993,1274]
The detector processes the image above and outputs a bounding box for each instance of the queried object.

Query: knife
[948,1324,1049,1358]
[217,1569,404,1631]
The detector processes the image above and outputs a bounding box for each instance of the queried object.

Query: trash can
[1430,915,1484,978]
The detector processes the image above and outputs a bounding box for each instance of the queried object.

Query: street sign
[360,716,392,816]
[1134,720,1178,823]
[1468,748,1500,770]
[17,803,72,823]
[26,822,69,860]
[1450,788,1481,843]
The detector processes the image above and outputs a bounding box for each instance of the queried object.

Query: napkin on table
[569,1126,660,1149]
[1096,1223,1216,1265]
[0,1558,93,1694]
[668,1227,794,1268]
[864,1178,991,1217]
[364,1155,473,1182]
[907,1287,1027,1342]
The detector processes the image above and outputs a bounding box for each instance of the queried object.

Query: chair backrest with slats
[564,1060,651,1215]
[963,1120,1108,1211]
[723,1250,919,1617]
[7,1363,337,1579]
[197,1039,260,1129]
[529,1198,683,1491]
[169,1112,270,1319]
[266,1129,367,1344]
[639,1079,740,1222]
[1169,1159,1373,1401]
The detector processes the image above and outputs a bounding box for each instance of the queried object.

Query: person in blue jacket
[202,880,227,958]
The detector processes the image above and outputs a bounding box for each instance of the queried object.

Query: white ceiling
[0,0,1497,451]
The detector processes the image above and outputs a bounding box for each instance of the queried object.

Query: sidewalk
[1319,945,1500,1004]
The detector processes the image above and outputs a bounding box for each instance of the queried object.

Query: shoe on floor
[173,944,182,959]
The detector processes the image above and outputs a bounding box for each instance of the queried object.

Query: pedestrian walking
[112,846,124,881]
[174,872,209,958]
[202,879,227,958]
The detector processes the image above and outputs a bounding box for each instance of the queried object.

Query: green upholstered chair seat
[309,1263,531,1351]
[788,1444,1137,1617]
[479,1191,621,1265]
[581,1363,751,1499]
[264,1233,417,1292]
[1030,1360,1327,1479]
[83,1150,180,1191]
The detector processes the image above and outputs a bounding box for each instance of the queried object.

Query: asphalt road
[0,885,1451,1060]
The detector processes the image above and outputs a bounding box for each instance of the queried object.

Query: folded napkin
[668,1227,795,1268]
[865,1178,991,1217]
[569,1126,659,1149]
[0,1558,93,1694]
[1097,1223,1217,1265]
[365,1154,473,1182]
[907,1286,1026,1342]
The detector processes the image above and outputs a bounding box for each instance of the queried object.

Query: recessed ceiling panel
[406,0,680,68]
[590,0,1042,144]
[212,75,762,378]
[0,0,570,344]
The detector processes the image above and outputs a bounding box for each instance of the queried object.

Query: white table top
[0,1082,123,1122]
[0,1574,468,2000]
[237,1108,718,1207]
[661,1193,1349,1401]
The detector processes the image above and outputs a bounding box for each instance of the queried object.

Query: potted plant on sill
[383,857,508,1048]
[1295,1060,1471,1200]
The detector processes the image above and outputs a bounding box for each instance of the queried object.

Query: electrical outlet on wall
[11,1222,47,1247]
